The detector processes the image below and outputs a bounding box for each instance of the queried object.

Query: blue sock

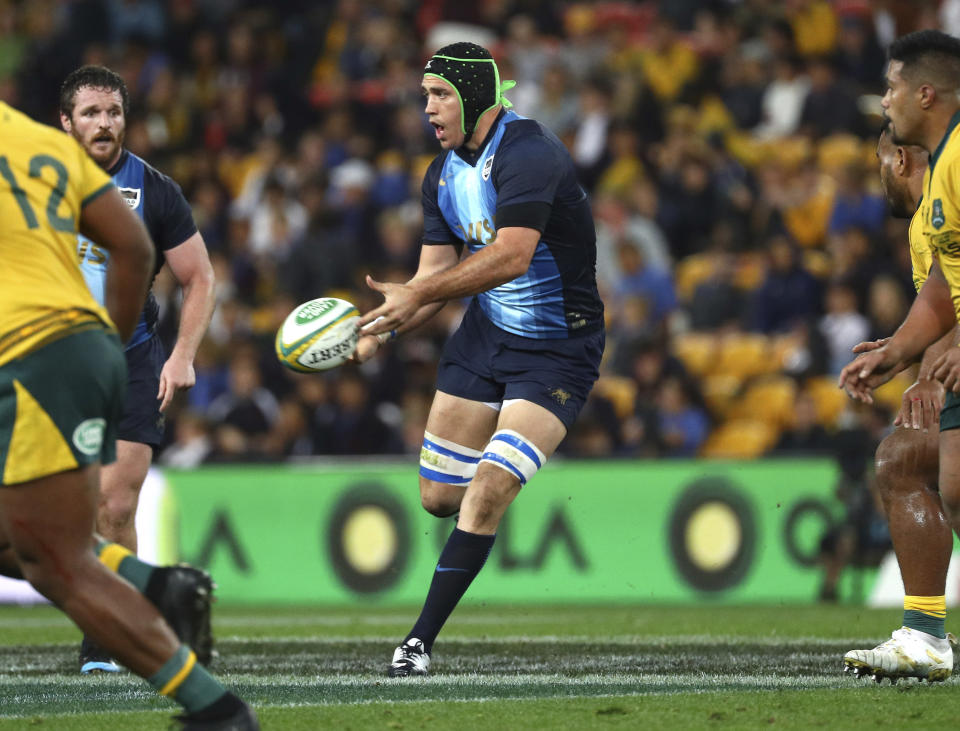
[407,528,495,653]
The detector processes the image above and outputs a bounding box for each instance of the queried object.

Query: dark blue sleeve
[143,167,198,252]
[493,128,562,232]
[421,153,457,245]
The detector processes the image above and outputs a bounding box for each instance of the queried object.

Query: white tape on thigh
[479,429,547,486]
[419,432,482,486]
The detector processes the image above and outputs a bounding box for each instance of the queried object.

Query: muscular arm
[158,232,215,411]
[888,262,956,367]
[357,227,540,333]
[352,243,460,362]
[79,187,154,342]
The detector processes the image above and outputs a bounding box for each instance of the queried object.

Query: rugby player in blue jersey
[357,42,605,677]
[59,66,217,674]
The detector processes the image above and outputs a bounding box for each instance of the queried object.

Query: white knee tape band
[479,429,546,486]
[419,432,482,486]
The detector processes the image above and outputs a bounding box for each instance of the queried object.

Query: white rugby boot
[388,637,431,677]
[843,627,954,683]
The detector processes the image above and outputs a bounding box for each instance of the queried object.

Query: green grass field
[0,603,956,729]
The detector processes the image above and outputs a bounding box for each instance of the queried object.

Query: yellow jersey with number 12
[921,109,960,320]
[0,101,115,367]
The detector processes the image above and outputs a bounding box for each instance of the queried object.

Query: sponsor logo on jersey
[933,198,945,229]
[482,154,494,181]
[72,418,106,456]
[118,187,141,210]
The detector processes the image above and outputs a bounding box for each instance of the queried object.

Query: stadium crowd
[0,0,953,465]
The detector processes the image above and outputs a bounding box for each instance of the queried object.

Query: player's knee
[418,432,480,516]
[874,434,908,497]
[419,481,461,518]
[98,487,139,533]
[873,430,932,502]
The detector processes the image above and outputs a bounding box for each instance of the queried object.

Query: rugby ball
[275,297,360,372]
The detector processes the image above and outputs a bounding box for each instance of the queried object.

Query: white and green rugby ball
[275,297,360,372]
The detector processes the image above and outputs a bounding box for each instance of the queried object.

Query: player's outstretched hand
[837,346,903,403]
[931,347,960,393]
[895,378,945,431]
[358,275,421,335]
[852,337,890,354]
[158,353,196,413]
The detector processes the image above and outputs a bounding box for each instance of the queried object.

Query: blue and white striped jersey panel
[78,152,149,347]
[436,111,568,338]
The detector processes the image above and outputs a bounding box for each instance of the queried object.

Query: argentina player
[356,42,605,677]
[59,66,216,674]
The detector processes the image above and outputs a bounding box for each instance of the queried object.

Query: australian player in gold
[841,123,960,681]
[0,101,257,729]
[840,30,960,683]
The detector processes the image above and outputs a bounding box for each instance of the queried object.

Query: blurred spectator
[819,280,870,375]
[688,253,747,331]
[207,352,280,455]
[770,391,832,455]
[159,411,213,468]
[656,375,711,457]
[753,54,810,140]
[752,236,822,333]
[800,56,865,138]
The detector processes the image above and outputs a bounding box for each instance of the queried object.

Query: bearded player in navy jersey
[356,42,605,677]
[59,65,217,674]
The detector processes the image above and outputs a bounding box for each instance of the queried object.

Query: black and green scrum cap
[423,42,516,144]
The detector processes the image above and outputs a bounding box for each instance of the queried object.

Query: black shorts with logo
[436,300,605,430]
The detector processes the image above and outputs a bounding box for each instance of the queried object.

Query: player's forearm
[887,269,956,367]
[170,270,215,362]
[412,240,529,305]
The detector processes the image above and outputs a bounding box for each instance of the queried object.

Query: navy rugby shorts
[118,334,165,447]
[436,301,604,429]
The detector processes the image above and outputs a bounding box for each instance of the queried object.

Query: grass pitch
[0,603,956,729]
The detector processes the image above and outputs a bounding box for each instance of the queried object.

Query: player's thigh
[0,464,99,567]
[100,439,153,496]
[496,400,568,459]
[939,427,960,514]
[876,426,939,490]
[424,390,500,450]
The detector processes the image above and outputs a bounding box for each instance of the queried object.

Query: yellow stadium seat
[700,418,780,458]
[727,375,798,429]
[804,376,849,428]
[672,332,718,377]
[675,254,718,301]
[715,333,773,379]
[593,376,637,421]
[701,373,743,419]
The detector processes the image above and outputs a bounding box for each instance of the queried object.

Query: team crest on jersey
[482,154,494,181]
[933,198,945,229]
[118,187,141,210]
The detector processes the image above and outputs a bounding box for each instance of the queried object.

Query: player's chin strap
[480,429,545,486]
[499,80,516,109]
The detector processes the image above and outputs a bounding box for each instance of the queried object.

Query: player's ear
[918,83,936,110]
[60,113,72,133]
[895,146,906,175]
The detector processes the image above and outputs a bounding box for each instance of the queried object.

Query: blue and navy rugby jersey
[78,149,197,349]
[421,109,603,339]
